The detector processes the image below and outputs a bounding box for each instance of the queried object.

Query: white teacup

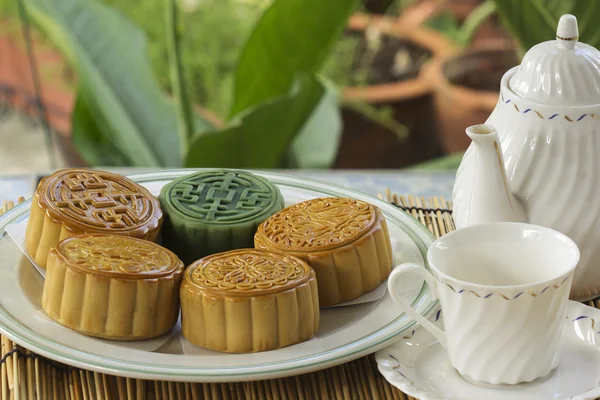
[388,222,580,385]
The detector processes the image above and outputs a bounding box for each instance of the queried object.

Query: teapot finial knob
[556,14,578,49]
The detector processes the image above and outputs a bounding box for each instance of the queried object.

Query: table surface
[0,168,456,205]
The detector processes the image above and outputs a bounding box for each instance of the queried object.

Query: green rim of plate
[0,169,438,378]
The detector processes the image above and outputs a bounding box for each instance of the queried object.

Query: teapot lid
[508,14,600,106]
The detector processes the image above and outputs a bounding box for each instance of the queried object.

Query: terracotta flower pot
[424,41,519,153]
[334,12,456,169]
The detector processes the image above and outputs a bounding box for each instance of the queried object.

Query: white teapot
[453,14,600,300]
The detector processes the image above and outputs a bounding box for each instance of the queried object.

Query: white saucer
[375,301,600,400]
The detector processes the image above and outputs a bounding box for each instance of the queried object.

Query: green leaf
[71,92,130,166]
[493,0,600,52]
[288,79,342,168]
[185,77,325,168]
[166,0,195,158]
[456,0,496,46]
[424,11,461,44]
[229,0,359,118]
[27,0,215,167]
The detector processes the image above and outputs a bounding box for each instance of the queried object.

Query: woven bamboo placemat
[2,193,598,400]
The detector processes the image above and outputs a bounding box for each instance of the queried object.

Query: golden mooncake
[180,249,319,353]
[25,169,163,268]
[42,234,183,340]
[254,197,393,307]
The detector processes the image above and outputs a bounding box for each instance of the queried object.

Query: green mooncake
[158,170,284,264]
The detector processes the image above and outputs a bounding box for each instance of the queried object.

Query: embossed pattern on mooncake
[56,235,180,278]
[41,170,160,231]
[187,249,311,295]
[255,197,376,251]
[158,170,284,263]
[166,171,280,223]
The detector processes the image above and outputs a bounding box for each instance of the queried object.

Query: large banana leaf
[224,0,355,168]
[27,0,214,167]
[494,0,600,52]
[185,77,324,168]
[71,93,129,166]
[229,0,358,118]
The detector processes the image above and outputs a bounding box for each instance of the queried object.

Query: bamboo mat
[1,194,597,399]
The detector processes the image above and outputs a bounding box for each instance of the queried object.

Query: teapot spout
[464,124,527,226]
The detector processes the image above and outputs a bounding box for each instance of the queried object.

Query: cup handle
[388,263,447,348]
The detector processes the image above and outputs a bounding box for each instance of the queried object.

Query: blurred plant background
[1,0,599,173]
[103,0,267,119]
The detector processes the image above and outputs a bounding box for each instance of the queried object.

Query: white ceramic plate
[0,169,437,382]
[376,301,600,400]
